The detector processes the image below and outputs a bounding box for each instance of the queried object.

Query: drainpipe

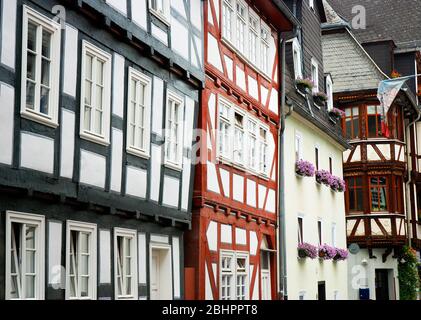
[405,110,421,248]
[277,31,295,300]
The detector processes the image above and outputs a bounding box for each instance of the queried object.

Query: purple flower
[315,170,332,186]
[329,176,346,192]
[298,242,318,259]
[333,248,349,261]
[318,244,337,260]
[295,160,316,177]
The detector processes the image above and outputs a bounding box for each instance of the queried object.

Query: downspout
[405,110,421,248]
[278,32,294,300]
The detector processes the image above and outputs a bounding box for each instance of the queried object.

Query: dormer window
[325,75,333,111]
[311,58,319,93]
[292,38,303,79]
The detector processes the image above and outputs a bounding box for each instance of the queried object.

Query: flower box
[313,92,328,106]
[333,248,349,261]
[318,244,337,260]
[329,176,346,192]
[315,170,332,186]
[295,77,314,94]
[328,107,345,119]
[297,243,318,259]
[295,160,315,177]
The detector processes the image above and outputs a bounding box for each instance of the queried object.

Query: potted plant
[298,243,318,259]
[329,107,345,120]
[313,92,328,106]
[330,176,346,192]
[315,170,332,186]
[391,70,402,79]
[333,248,349,261]
[295,160,315,177]
[295,77,314,94]
[318,244,337,260]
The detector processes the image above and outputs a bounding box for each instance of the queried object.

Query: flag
[377,77,410,137]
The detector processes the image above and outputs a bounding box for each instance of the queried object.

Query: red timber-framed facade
[184,0,294,300]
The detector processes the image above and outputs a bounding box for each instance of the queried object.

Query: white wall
[284,114,348,300]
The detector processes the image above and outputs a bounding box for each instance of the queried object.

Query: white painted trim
[65,220,97,300]
[113,227,138,300]
[292,37,303,79]
[326,74,334,111]
[219,250,250,300]
[5,211,45,300]
[149,242,173,300]
[311,57,319,93]
[20,5,61,128]
[79,40,112,146]
[148,0,171,25]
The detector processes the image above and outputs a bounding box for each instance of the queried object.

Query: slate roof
[326,0,421,50]
[322,29,387,93]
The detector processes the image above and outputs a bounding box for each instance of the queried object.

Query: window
[234,111,245,165]
[295,132,302,161]
[165,91,184,169]
[127,68,151,158]
[367,105,384,138]
[317,220,322,245]
[326,75,333,110]
[344,107,360,139]
[114,228,138,300]
[329,157,333,174]
[311,58,319,93]
[217,97,270,176]
[220,251,249,300]
[389,105,403,140]
[309,0,314,10]
[259,127,269,176]
[297,217,303,244]
[5,212,45,300]
[392,176,404,213]
[80,41,111,145]
[222,0,234,42]
[248,13,259,65]
[370,176,388,212]
[315,147,319,170]
[347,177,364,213]
[21,6,61,127]
[292,38,303,79]
[236,1,247,54]
[260,24,270,75]
[331,223,337,247]
[149,0,170,22]
[66,221,97,300]
[221,0,271,76]
[247,119,258,170]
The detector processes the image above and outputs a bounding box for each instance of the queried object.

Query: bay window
[347,176,363,213]
[370,176,388,212]
[127,68,151,158]
[80,41,111,145]
[21,6,61,127]
[66,221,97,300]
[221,0,272,76]
[220,251,249,300]
[6,212,45,300]
[165,90,184,169]
[114,228,138,300]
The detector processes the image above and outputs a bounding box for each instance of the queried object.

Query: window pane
[356,189,363,211]
[80,277,89,297]
[25,275,35,299]
[27,23,37,51]
[26,81,35,110]
[367,115,378,137]
[40,87,49,115]
[25,226,36,249]
[352,118,359,138]
[41,59,50,86]
[70,275,77,297]
[41,30,51,58]
[80,255,89,275]
[80,233,89,254]
[27,52,36,81]
[85,55,93,80]
[96,86,103,111]
[94,110,103,134]
[10,276,19,299]
[84,106,92,131]
[97,60,104,86]
[26,251,35,273]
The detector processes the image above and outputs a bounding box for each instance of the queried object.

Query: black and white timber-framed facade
[0,0,203,300]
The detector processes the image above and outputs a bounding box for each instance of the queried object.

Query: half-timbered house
[322,0,420,300]
[183,0,296,300]
[0,0,203,300]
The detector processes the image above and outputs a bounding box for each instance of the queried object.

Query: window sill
[126,147,151,160]
[164,161,183,172]
[80,131,110,146]
[21,110,58,129]
[149,8,170,26]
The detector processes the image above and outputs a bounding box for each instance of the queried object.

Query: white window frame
[114,228,138,300]
[221,0,272,77]
[127,68,152,158]
[164,90,185,170]
[317,219,323,246]
[311,58,319,93]
[309,0,315,10]
[248,10,260,66]
[220,250,249,300]
[148,0,170,25]
[295,131,303,161]
[247,118,258,171]
[326,75,334,110]
[217,96,233,161]
[258,125,270,177]
[20,5,61,128]
[80,40,112,146]
[292,37,303,79]
[235,0,247,55]
[298,214,305,244]
[5,211,45,300]
[233,108,246,166]
[65,221,97,300]
[331,223,337,247]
